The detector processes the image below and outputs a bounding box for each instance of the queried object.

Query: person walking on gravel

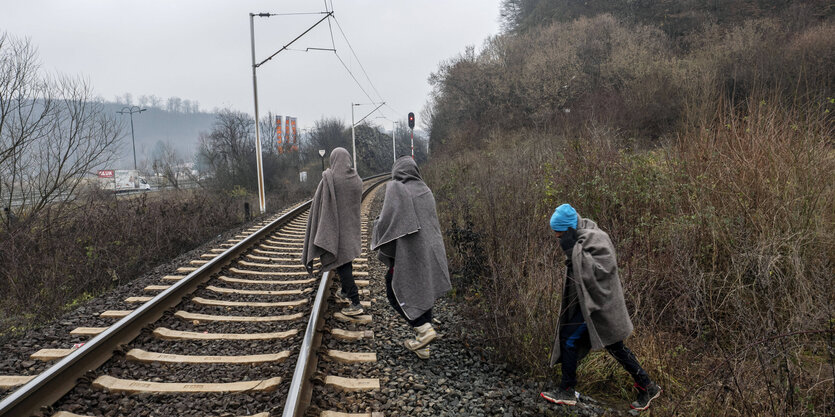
[371,156,451,359]
[540,204,662,411]
[303,147,364,316]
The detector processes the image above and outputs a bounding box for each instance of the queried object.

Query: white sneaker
[414,346,430,360]
[403,323,437,351]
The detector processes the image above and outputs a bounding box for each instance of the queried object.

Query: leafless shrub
[151,140,185,189]
[0,189,256,333]
[424,98,834,414]
[0,33,124,221]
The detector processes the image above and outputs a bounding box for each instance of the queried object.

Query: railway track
[0,174,389,417]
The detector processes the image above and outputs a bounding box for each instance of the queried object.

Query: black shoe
[334,290,349,303]
[631,382,662,411]
[540,387,577,406]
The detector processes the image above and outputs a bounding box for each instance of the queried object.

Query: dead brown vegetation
[0,189,290,334]
[424,3,834,415]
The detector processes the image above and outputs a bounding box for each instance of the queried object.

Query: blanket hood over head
[302,147,363,272]
[371,156,451,320]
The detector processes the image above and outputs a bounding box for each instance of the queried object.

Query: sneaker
[631,382,662,411]
[403,323,437,351]
[333,290,349,303]
[340,303,364,316]
[540,387,577,406]
[414,346,430,360]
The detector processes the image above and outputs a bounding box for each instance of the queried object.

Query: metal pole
[392,122,396,163]
[351,103,357,168]
[250,13,267,214]
[129,112,137,170]
[410,128,414,159]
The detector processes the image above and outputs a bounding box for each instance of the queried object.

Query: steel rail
[282,174,389,417]
[0,174,386,417]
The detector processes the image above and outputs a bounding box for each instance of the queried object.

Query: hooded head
[392,156,422,182]
[329,147,355,176]
[550,203,578,232]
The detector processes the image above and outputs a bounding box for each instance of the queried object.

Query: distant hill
[102,102,217,170]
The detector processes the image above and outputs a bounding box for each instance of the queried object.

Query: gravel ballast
[1,187,631,416]
[307,186,624,417]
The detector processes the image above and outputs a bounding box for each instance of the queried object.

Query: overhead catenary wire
[332,50,378,107]
[263,12,332,16]
[255,12,334,68]
[325,4,400,122]
[257,2,400,126]
[330,15,386,104]
[324,0,337,51]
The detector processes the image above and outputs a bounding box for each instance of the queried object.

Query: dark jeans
[559,310,651,389]
[335,262,360,305]
[385,265,432,327]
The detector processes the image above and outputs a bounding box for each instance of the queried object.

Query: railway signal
[408,112,415,158]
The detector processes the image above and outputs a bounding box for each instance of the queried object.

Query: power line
[332,49,378,106]
[331,15,385,103]
[324,2,404,121]
[324,0,336,50]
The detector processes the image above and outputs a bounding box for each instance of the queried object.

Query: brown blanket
[302,147,362,273]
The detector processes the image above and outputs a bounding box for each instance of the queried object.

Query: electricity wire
[331,15,385,104]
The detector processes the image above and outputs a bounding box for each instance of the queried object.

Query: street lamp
[318,149,326,172]
[116,106,146,170]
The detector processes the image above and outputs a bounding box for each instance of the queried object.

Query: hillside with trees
[423,1,833,415]
[101,99,215,171]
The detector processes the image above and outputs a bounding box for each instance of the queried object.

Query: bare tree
[196,109,256,190]
[151,140,184,189]
[0,33,54,177]
[303,118,350,156]
[0,33,123,220]
[148,94,162,109]
[166,96,182,113]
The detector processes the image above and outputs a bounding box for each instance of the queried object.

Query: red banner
[291,117,297,144]
[97,170,114,178]
[276,115,283,145]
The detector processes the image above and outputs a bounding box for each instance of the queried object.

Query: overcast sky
[0,0,502,132]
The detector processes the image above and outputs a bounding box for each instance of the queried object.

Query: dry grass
[424,98,834,415]
[0,189,299,334]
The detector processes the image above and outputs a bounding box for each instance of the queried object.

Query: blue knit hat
[550,204,578,231]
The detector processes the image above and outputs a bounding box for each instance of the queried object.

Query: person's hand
[559,227,578,254]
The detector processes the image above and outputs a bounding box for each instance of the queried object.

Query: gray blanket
[303,147,363,273]
[550,217,634,366]
[371,156,451,320]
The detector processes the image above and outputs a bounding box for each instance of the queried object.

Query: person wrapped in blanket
[540,204,661,411]
[371,156,451,359]
[303,147,364,316]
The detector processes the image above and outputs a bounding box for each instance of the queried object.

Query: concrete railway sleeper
[0,174,388,417]
[283,184,389,417]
